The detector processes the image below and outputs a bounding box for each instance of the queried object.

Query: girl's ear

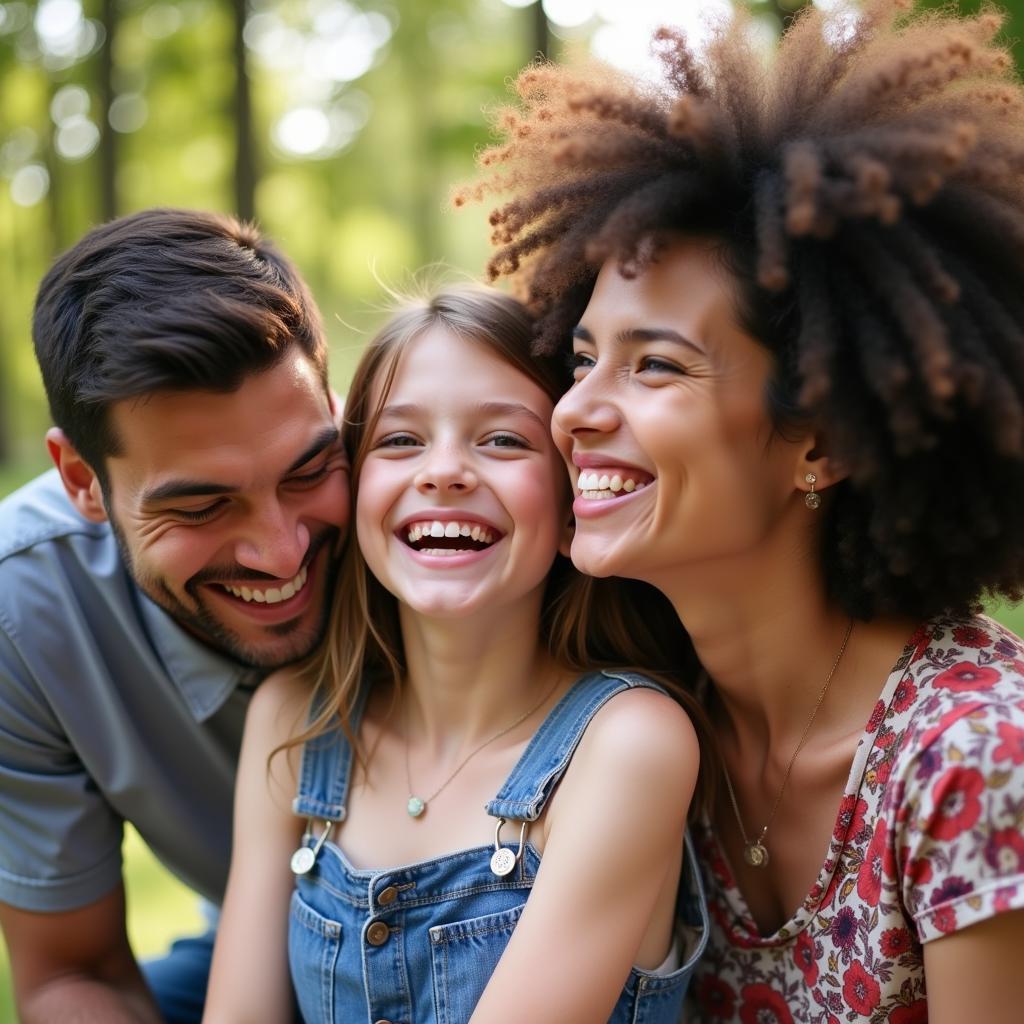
[46,428,108,523]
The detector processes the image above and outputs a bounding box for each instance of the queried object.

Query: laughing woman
[462,1,1024,1020]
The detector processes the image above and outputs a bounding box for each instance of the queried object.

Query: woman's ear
[794,434,848,500]
[46,428,108,523]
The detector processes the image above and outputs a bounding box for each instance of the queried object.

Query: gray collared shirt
[0,470,260,912]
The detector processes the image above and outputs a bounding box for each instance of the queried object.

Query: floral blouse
[686,615,1024,1023]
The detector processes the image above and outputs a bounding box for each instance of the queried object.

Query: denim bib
[288,670,708,1024]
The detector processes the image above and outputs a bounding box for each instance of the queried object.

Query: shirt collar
[137,589,261,722]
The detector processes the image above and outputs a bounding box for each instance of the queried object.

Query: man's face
[99,349,349,669]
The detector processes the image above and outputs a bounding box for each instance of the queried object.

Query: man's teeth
[222,565,309,604]
[576,472,649,499]
[406,520,496,544]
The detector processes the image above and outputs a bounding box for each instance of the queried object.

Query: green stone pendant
[407,796,426,818]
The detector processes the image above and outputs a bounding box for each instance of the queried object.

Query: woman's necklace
[720,619,854,868]
[403,676,562,818]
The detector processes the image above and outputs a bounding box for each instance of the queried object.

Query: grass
[0,828,205,1022]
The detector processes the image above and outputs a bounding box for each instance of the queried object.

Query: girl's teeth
[471,526,481,541]
[444,522,461,538]
[610,475,623,492]
[430,521,445,537]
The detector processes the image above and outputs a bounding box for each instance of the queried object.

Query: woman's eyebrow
[573,323,706,356]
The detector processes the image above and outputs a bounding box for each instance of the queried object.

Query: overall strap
[484,670,667,822]
[291,687,369,821]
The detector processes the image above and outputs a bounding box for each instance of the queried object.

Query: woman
[461,1,1024,1020]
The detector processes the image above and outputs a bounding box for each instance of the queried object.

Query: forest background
[2,0,1023,1020]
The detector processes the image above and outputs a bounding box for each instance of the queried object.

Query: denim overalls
[288,670,708,1024]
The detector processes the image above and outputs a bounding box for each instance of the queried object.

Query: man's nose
[234,504,310,579]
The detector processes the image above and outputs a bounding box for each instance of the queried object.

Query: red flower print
[933,662,1000,692]
[843,960,882,1015]
[695,976,736,1018]
[889,1000,928,1024]
[932,903,957,933]
[993,721,1024,765]
[891,676,918,713]
[879,926,913,958]
[904,854,933,886]
[857,818,889,905]
[907,624,931,662]
[953,624,991,648]
[984,827,1024,875]
[928,766,984,839]
[834,795,869,843]
[792,930,819,985]
[867,699,886,732]
[995,885,1016,912]
[738,984,793,1024]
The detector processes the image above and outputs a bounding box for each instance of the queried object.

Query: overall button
[366,921,391,946]
[377,885,398,907]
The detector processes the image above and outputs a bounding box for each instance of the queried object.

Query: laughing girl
[202,286,706,1023]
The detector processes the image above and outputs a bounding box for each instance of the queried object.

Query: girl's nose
[413,446,478,494]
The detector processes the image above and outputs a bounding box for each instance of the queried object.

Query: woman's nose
[552,371,622,439]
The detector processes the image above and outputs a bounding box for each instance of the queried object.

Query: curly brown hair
[457,0,1024,621]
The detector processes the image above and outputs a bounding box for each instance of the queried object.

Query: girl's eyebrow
[573,324,706,356]
[378,401,548,430]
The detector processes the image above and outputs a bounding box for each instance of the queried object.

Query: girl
[465,1,1024,1020]
[202,286,706,1023]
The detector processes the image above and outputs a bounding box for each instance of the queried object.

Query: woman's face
[552,237,808,590]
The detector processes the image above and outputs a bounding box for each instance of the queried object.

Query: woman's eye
[566,351,595,377]
[638,356,683,375]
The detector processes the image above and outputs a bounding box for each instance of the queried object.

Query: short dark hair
[33,208,327,485]
[462,1,1024,621]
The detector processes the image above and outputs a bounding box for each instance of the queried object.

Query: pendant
[407,795,426,818]
[743,841,770,868]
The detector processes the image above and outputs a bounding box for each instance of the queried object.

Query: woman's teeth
[221,565,309,604]
[576,472,649,499]
[406,520,496,545]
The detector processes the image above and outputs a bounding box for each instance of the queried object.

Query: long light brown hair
[292,284,708,796]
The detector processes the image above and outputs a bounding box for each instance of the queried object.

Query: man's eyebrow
[572,324,706,355]
[141,426,340,506]
[285,426,340,475]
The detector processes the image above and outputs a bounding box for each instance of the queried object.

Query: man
[0,209,349,1023]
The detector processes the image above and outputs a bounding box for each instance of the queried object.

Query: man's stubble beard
[106,511,341,670]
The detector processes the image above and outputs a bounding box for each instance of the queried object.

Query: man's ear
[46,428,108,523]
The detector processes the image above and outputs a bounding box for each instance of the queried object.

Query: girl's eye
[376,433,421,448]
[483,432,529,449]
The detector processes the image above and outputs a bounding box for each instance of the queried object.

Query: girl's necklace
[403,676,561,818]
[720,619,854,868]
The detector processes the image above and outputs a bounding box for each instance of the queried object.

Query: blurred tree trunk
[230,0,256,221]
[532,1,550,60]
[98,0,118,221]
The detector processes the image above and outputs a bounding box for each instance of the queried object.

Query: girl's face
[552,237,808,591]
[356,326,570,620]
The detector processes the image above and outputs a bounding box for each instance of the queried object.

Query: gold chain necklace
[720,619,854,868]
[404,676,561,818]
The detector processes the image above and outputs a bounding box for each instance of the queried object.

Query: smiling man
[0,209,348,1023]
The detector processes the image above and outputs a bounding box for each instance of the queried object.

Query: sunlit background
[1,0,1022,1018]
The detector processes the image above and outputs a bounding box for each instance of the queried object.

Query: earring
[804,472,822,510]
